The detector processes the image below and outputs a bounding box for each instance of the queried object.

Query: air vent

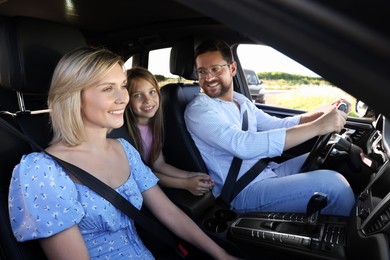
[350,129,368,143]
[363,207,390,234]
[362,193,390,235]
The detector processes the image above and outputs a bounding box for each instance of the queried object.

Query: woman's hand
[143,186,242,260]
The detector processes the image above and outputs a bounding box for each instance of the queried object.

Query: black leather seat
[161,83,207,173]
[160,39,215,219]
[0,17,86,260]
[162,38,207,175]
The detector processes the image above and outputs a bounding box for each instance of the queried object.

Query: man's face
[195,51,236,101]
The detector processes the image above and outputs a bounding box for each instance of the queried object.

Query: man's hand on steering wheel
[299,102,348,172]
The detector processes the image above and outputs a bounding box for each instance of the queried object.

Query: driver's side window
[236,44,359,118]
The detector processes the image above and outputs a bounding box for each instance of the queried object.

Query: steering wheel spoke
[300,133,333,172]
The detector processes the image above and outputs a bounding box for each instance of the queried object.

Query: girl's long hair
[125,67,164,167]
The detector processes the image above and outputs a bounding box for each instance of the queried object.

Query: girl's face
[129,78,160,125]
[81,64,129,131]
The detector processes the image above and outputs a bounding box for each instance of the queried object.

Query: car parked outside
[243,69,265,103]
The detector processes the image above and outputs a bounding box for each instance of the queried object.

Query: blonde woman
[8,47,237,260]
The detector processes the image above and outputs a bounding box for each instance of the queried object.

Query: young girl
[125,67,214,196]
[8,47,237,259]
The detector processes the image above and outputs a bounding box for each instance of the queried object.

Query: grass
[267,84,354,105]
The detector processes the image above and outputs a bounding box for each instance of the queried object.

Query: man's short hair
[194,39,234,64]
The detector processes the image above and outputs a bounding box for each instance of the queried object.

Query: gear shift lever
[306,192,328,225]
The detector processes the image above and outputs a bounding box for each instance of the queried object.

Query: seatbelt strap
[47,153,188,258]
[232,158,268,199]
[219,110,248,203]
[0,115,188,258]
[218,110,268,205]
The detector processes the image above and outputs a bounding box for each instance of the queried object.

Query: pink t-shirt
[137,124,153,162]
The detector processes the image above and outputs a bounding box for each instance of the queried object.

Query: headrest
[0,17,86,95]
[169,38,198,81]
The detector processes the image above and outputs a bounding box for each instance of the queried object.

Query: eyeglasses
[196,63,230,79]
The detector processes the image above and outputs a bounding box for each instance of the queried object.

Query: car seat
[160,38,215,219]
[162,38,206,173]
[0,16,86,260]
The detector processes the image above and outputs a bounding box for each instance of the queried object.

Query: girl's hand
[186,173,214,196]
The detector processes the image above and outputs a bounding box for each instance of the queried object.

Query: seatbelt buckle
[215,196,231,209]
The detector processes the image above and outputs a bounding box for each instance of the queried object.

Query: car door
[233,43,376,160]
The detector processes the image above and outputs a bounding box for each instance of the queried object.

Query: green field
[258,72,356,116]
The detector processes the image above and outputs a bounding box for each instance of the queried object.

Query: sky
[143,44,319,78]
[237,44,319,77]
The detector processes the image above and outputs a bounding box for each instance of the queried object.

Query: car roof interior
[1,0,390,117]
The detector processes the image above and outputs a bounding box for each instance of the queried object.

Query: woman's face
[129,78,160,125]
[81,63,129,131]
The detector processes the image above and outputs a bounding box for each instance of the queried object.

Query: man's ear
[230,61,237,76]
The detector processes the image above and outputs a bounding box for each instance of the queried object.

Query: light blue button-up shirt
[185,91,301,197]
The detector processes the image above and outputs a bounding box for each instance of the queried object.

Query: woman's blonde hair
[125,67,164,166]
[48,46,125,146]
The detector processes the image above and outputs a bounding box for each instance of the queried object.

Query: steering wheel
[300,133,333,172]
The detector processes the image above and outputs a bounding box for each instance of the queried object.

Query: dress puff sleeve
[8,152,85,242]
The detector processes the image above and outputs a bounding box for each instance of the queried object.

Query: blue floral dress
[8,138,159,259]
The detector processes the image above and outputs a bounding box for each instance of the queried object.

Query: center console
[200,200,348,259]
[229,212,347,259]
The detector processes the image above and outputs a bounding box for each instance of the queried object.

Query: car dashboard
[190,115,390,260]
[348,115,390,259]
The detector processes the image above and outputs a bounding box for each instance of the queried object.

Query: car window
[127,45,360,118]
[124,56,133,70]
[148,48,174,78]
[237,44,358,118]
[149,48,185,87]
[126,47,190,87]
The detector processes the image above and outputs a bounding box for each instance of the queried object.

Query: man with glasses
[184,39,355,217]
